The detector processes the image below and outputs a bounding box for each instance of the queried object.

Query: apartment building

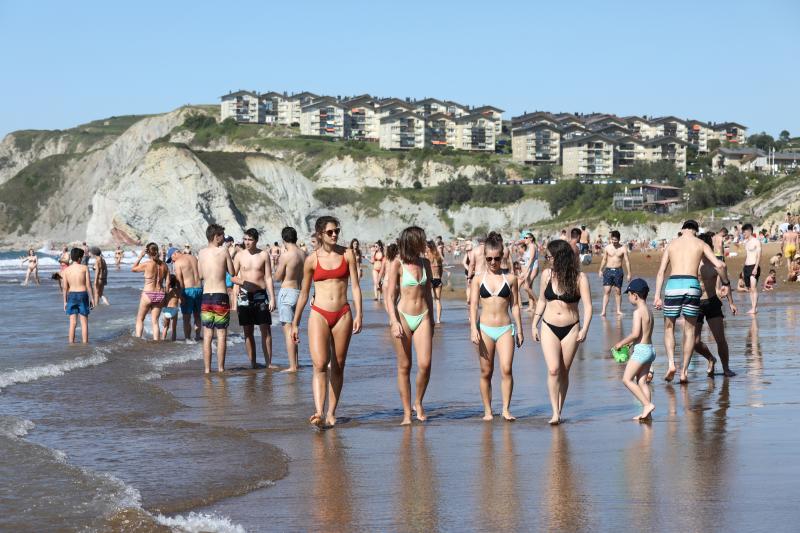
[276,91,318,125]
[377,98,417,120]
[711,122,747,144]
[379,112,426,150]
[642,137,687,172]
[220,90,262,123]
[614,137,647,169]
[511,123,561,164]
[624,116,657,139]
[473,106,504,135]
[511,111,557,130]
[426,113,456,147]
[711,147,766,173]
[454,113,497,152]
[343,95,379,141]
[686,120,712,152]
[300,98,348,138]
[445,100,470,117]
[561,134,615,178]
[415,98,448,118]
[651,117,689,143]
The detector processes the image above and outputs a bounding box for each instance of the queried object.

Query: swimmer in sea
[21,248,40,286]
[469,232,524,421]
[160,274,182,341]
[63,247,94,343]
[90,247,109,305]
[114,245,124,270]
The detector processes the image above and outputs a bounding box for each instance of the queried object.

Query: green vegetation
[11,114,149,153]
[686,168,749,210]
[616,160,684,186]
[193,150,254,181]
[542,180,649,225]
[0,153,79,233]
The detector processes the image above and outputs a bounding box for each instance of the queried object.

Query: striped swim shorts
[663,275,701,318]
[201,293,230,329]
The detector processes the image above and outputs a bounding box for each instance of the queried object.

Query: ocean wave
[154,512,246,533]
[147,348,203,372]
[0,351,109,391]
[0,257,60,268]
[0,416,35,438]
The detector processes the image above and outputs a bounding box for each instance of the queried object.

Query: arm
[384,259,402,336]
[614,309,643,349]
[597,248,607,276]
[653,245,671,309]
[85,267,95,308]
[702,243,730,295]
[531,269,550,342]
[509,274,524,347]
[347,249,362,334]
[623,247,632,280]
[468,275,481,346]
[273,255,287,283]
[577,273,592,342]
[290,256,315,343]
[131,250,147,272]
[63,272,70,310]
[264,253,276,312]
[462,251,470,273]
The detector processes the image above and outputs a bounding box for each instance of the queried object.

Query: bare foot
[482,412,494,421]
[413,403,427,422]
[640,403,655,420]
[723,368,737,377]
[707,357,717,377]
[747,308,757,315]
[217,367,225,373]
[400,416,412,426]
[325,415,336,427]
[281,367,298,374]
[268,364,280,370]
[204,368,211,374]
[600,312,606,317]
[616,310,624,316]
[308,414,323,428]
[664,367,676,382]
[502,411,516,421]
[548,415,560,425]
[679,373,689,384]
[646,369,654,384]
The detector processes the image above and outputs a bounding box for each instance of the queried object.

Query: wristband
[721,280,731,287]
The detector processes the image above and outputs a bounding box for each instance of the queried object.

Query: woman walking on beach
[292,216,363,428]
[385,227,435,425]
[132,242,170,340]
[426,240,444,324]
[532,239,592,425]
[370,241,385,301]
[350,238,364,280]
[469,232,524,421]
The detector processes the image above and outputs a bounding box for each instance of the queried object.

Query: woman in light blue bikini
[385,226,435,425]
[469,232,524,421]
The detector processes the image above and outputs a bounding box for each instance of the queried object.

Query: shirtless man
[598,230,632,316]
[712,227,728,261]
[90,247,109,305]
[172,249,202,341]
[274,226,305,372]
[114,246,124,270]
[21,249,40,286]
[465,236,488,303]
[780,224,798,276]
[231,228,276,369]
[741,223,762,314]
[62,248,94,343]
[198,224,235,373]
[270,241,282,272]
[569,228,582,260]
[653,220,730,383]
[579,225,591,255]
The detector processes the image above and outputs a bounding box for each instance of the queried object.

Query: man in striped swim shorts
[654,220,731,384]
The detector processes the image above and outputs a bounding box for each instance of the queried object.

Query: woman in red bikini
[291,216,363,428]
[132,242,170,340]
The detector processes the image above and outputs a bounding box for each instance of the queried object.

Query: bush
[183,113,217,131]
[544,179,584,215]
[472,184,524,204]
[313,188,352,207]
[435,176,473,209]
[413,180,422,189]
[687,168,748,209]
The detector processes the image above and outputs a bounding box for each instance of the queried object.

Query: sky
[1,0,799,139]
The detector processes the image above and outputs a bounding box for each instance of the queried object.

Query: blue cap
[625,278,649,297]
[165,247,178,263]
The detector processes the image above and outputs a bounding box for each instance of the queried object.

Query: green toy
[611,345,630,363]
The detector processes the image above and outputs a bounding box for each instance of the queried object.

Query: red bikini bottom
[311,303,351,328]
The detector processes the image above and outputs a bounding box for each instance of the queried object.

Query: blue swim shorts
[66,291,90,316]
[602,267,624,288]
[631,343,656,365]
[663,275,701,318]
[181,287,203,315]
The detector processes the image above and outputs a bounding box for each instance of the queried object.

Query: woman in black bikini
[532,239,593,425]
[425,240,444,323]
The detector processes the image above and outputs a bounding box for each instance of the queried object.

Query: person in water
[160,274,182,341]
[291,216,363,428]
[370,240,385,301]
[385,226,435,425]
[531,239,593,425]
[198,224,235,373]
[63,247,94,343]
[90,247,109,305]
[132,243,170,341]
[469,232,524,421]
[274,226,306,372]
[21,248,40,286]
[613,279,656,421]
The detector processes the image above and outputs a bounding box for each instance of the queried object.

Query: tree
[434,176,473,209]
[780,130,791,142]
[747,132,776,151]
[544,179,584,215]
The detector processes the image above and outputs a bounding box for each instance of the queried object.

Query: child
[613,278,656,421]
[161,274,182,341]
[736,272,748,292]
[789,257,800,282]
[763,269,777,291]
[62,247,94,343]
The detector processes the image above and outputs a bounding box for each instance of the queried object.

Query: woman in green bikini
[469,232,524,421]
[384,226,435,425]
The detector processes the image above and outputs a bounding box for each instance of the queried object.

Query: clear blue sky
[1,0,798,138]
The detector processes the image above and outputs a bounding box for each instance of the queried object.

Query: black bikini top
[480,272,511,299]
[544,280,580,303]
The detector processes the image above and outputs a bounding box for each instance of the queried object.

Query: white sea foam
[154,512,247,533]
[0,351,109,390]
[0,257,60,268]
[0,416,35,438]
[147,349,203,372]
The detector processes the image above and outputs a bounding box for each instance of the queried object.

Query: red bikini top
[313,253,349,282]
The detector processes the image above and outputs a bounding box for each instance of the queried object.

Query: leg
[496,331,515,420]
[68,314,77,343]
[193,311,202,340]
[134,295,150,338]
[283,323,298,372]
[540,324,564,424]
[411,319,433,421]
[203,327,213,373]
[477,332,496,420]
[557,327,581,416]
[663,316,677,380]
[79,315,89,343]
[679,316,698,383]
[259,324,274,368]
[434,288,442,323]
[601,285,610,316]
[182,314,191,340]
[614,286,623,315]
[243,325,256,368]
[748,284,758,314]
[326,313,354,426]
[307,311,333,424]
[150,308,162,341]
[391,324,414,425]
[215,328,228,372]
[623,359,650,418]
[708,317,735,376]
[161,317,169,340]
[636,365,655,420]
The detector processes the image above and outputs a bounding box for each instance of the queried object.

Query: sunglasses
[325,228,341,237]
[486,256,502,262]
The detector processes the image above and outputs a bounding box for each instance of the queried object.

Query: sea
[1,246,799,531]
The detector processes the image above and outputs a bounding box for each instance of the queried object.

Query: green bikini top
[401,261,427,288]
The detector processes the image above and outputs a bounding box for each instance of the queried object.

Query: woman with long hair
[132,242,170,340]
[425,240,444,323]
[370,240,385,301]
[385,227,435,425]
[469,232,524,421]
[291,216,363,428]
[350,238,364,280]
[531,239,592,424]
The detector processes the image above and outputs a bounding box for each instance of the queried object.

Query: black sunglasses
[325,228,341,237]
[486,256,502,262]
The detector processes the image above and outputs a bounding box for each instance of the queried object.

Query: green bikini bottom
[479,323,515,342]
[399,309,429,332]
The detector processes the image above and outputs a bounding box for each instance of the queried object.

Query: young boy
[613,278,656,421]
[161,274,182,341]
[63,247,94,343]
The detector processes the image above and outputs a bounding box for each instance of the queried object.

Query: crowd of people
[26,211,800,427]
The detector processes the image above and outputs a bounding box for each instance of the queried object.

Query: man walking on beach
[198,224,235,373]
[742,223,762,314]
[172,249,202,341]
[598,230,631,316]
[579,225,591,255]
[712,228,728,261]
[232,228,276,369]
[569,228,582,261]
[274,226,305,372]
[653,220,730,383]
[780,224,798,277]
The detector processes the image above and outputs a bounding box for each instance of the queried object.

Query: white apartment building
[651,117,689,143]
[300,98,347,138]
[276,91,318,125]
[623,116,657,139]
[511,123,561,164]
[686,120,712,152]
[472,106,504,135]
[711,122,747,144]
[642,137,688,172]
[614,137,647,169]
[561,134,615,178]
[415,98,448,118]
[445,100,470,117]
[344,96,379,141]
[426,113,456,148]
[379,112,426,150]
[220,90,262,123]
[454,113,497,151]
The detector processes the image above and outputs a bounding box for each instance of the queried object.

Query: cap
[625,278,650,297]
[681,219,699,231]
[165,247,179,263]
[224,236,234,243]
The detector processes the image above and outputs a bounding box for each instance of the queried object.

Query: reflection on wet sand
[396,427,438,532]
[543,429,590,532]
[311,431,355,532]
[202,374,231,424]
[624,423,654,530]
[475,423,520,531]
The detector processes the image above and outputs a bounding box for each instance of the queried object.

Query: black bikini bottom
[543,320,579,341]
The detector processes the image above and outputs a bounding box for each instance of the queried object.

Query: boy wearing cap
[613,278,656,421]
